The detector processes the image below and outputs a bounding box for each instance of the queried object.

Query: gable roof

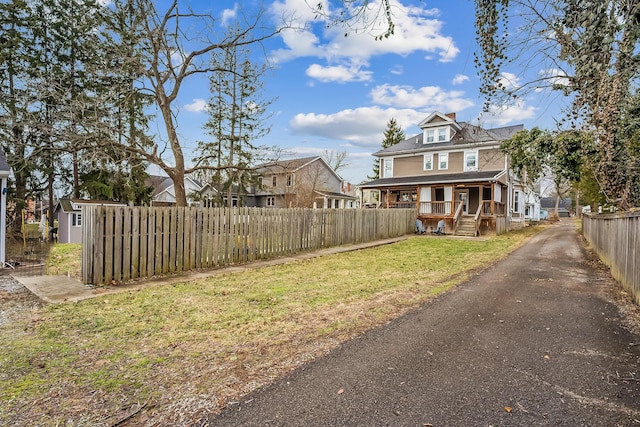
[418,112,462,131]
[55,198,128,213]
[255,156,320,173]
[146,174,203,199]
[374,121,524,157]
[255,156,344,182]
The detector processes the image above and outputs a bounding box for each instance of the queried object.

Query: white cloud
[499,72,521,91]
[269,0,459,80]
[390,65,404,75]
[289,106,427,148]
[287,83,477,148]
[184,98,208,113]
[306,63,373,83]
[369,84,475,112]
[221,4,238,26]
[477,100,537,126]
[452,74,469,85]
[539,68,571,87]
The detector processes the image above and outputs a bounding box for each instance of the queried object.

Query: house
[253,156,357,208]
[147,175,208,206]
[524,190,541,222]
[541,197,572,218]
[54,199,127,243]
[359,112,525,236]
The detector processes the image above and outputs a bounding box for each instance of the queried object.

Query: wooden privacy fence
[582,212,640,305]
[82,206,416,285]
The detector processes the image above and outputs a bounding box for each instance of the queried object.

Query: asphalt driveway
[210,220,640,426]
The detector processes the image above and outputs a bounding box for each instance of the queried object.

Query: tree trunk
[158,94,187,206]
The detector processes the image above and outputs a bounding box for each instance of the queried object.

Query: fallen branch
[108,401,149,427]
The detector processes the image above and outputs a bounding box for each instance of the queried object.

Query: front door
[456,190,469,215]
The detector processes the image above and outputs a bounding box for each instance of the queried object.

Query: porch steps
[455,217,478,237]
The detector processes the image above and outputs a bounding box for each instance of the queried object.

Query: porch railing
[418,201,455,215]
[473,203,483,236]
[481,201,506,215]
[388,201,417,209]
[453,202,464,232]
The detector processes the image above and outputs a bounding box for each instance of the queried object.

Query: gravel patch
[0,274,44,327]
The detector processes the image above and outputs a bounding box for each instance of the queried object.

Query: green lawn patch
[1,226,542,426]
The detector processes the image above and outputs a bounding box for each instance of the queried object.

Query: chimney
[445,112,457,121]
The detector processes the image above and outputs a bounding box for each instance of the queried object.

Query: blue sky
[152,0,569,185]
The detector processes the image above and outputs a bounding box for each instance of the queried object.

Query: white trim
[424,126,451,144]
[383,158,393,178]
[464,150,479,172]
[423,153,433,171]
[438,152,449,170]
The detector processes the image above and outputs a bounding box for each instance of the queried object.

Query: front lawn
[1,227,542,426]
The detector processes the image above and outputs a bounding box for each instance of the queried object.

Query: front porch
[374,184,509,236]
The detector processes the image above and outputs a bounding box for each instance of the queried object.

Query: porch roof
[315,190,357,200]
[360,170,505,189]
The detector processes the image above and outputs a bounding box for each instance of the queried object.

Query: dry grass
[0,227,541,426]
[46,243,82,279]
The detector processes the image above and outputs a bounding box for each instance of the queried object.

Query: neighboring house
[254,156,357,208]
[541,196,572,217]
[524,190,542,221]
[360,112,525,236]
[54,199,127,243]
[147,175,212,206]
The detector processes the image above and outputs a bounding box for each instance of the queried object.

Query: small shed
[0,150,10,267]
[55,199,127,243]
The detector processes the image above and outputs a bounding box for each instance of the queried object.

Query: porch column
[444,186,453,214]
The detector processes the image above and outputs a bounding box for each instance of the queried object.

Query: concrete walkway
[12,236,409,304]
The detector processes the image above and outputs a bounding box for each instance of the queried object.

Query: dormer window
[424,127,449,144]
[426,129,435,143]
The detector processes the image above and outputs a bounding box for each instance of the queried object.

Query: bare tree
[474,0,640,209]
[320,150,349,173]
[109,0,283,206]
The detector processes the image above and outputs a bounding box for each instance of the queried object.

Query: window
[426,129,435,143]
[272,175,277,187]
[423,154,433,171]
[72,213,82,227]
[266,196,275,207]
[426,127,448,143]
[464,151,478,171]
[438,153,448,170]
[514,191,520,213]
[258,176,263,187]
[383,158,393,178]
[287,174,293,187]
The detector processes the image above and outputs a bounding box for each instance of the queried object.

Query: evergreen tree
[0,0,34,231]
[369,118,405,180]
[198,24,275,208]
